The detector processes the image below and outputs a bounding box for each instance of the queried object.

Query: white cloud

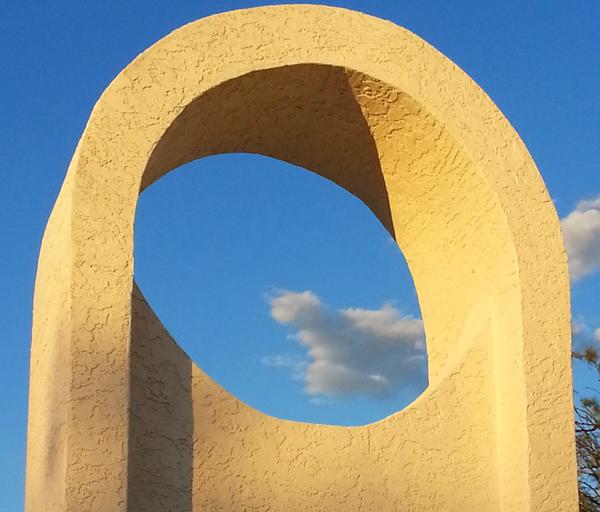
[270,290,321,324]
[343,304,425,347]
[572,317,600,352]
[263,290,427,399]
[561,195,600,281]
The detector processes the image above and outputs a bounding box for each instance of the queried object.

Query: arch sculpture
[25,5,578,511]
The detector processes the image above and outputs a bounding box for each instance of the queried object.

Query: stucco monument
[25,5,578,511]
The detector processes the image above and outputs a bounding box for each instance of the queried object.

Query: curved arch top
[26,5,577,512]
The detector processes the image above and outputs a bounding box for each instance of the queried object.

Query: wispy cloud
[561,195,600,281]
[263,290,427,399]
[260,354,307,381]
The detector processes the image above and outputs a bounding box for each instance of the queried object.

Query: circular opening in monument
[134,153,428,426]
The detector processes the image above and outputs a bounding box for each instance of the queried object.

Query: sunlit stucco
[26,5,578,511]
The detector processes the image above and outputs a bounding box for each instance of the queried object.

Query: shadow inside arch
[129,64,401,508]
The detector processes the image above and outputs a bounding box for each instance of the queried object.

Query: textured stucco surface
[26,5,578,511]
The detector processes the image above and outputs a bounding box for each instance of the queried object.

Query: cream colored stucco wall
[26,5,578,511]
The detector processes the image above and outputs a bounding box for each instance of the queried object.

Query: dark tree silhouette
[574,347,600,511]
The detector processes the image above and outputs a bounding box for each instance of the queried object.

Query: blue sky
[1,1,599,510]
